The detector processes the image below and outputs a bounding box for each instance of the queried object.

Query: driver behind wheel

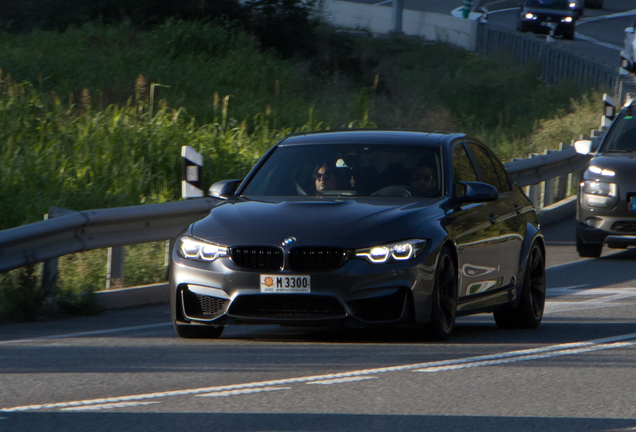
[410,160,438,197]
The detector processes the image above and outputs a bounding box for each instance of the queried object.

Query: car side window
[466,143,504,193]
[452,144,477,197]
[488,151,512,193]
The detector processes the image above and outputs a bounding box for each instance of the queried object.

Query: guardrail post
[41,207,75,309]
[390,0,403,33]
[106,247,125,290]
[543,149,555,207]
[554,142,570,201]
[164,239,174,280]
[41,213,59,308]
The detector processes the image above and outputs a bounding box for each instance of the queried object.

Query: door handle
[489,214,498,224]
[514,204,522,214]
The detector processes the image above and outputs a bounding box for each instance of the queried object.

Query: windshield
[241,143,443,198]
[600,109,636,153]
[526,0,570,9]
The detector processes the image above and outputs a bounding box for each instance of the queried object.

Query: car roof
[279,130,466,147]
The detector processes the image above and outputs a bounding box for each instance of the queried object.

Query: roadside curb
[95,198,578,310]
[95,283,169,310]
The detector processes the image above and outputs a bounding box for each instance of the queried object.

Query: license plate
[632,197,636,211]
[260,275,310,293]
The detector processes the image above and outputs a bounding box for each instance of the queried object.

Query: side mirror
[455,181,498,205]
[574,139,593,155]
[208,179,242,199]
[626,27,635,34]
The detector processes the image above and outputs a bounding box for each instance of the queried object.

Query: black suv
[575,100,636,257]
[517,0,576,40]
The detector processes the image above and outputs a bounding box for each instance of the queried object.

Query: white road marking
[0,323,172,345]
[574,33,622,51]
[546,287,636,313]
[60,402,160,411]
[307,376,378,385]
[4,332,636,413]
[414,342,633,373]
[197,387,291,398]
[577,9,636,25]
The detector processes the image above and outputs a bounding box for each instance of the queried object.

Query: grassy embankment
[0,20,604,320]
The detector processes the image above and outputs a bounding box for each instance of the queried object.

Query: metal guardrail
[0,199,218,274]
[476,25,619,92]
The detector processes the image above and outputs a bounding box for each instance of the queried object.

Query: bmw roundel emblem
[282,237,296,246]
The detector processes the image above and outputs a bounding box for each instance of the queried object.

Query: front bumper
[577,194,636,247]
[170,245,438,328]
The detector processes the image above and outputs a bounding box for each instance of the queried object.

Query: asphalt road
[2,217,636,432]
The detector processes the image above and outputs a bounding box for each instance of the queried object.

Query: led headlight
[355,239,426,264]
[561,16,573,23]
[581,180,619,209]
[524,13,536,20]
[569,2,576,8]
[178,237,228,262]
[588,166,615,177]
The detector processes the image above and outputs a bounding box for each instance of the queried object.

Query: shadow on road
[4,412,636,432]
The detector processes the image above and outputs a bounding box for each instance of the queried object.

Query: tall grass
[0,79,360,230]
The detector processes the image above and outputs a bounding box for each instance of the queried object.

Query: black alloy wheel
[174,323,224,339]
[426,247,458,341]
[494,243,546,329]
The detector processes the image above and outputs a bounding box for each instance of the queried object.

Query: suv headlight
[581,180,619,209]
[561,16,573,23]
[524,13,536,20]
[178,237,228,262]
[355,239,426,264]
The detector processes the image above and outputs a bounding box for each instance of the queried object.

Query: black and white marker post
[181,145,204,199]
[602,94,615,129]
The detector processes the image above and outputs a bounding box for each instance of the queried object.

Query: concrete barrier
[320,0,478,51]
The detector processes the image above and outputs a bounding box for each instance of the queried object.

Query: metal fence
[475,25,619,93]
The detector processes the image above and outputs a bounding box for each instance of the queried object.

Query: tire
[174,323,224,339]
[563,27,575,40]
[494,243,546,330]
[425,247,458,341]
[576,231,602,258]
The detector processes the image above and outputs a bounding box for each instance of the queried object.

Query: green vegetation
[0,18,604,322]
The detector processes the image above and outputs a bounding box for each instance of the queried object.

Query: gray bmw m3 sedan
[170,130,546,340]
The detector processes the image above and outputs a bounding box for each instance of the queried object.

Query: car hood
[190,198,443,248]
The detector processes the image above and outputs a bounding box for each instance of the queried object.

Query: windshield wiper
[607,149,636,153]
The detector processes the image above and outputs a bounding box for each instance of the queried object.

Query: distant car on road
[574,99,636,257]
[517,0,577,40]
[170,130,546,341]
[621,19,636,72]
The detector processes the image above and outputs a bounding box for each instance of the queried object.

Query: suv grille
[231,247,283,270]
[289,247,348,271]
[611,221,636,233]
[228,294,346,319]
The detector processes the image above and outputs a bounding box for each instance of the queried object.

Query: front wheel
[494,243,546,329]
[425,247,458,341]
[175,323,224,339]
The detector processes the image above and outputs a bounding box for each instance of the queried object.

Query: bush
[0,266,44,322]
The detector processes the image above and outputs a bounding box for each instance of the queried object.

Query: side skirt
[456,283,517,317]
